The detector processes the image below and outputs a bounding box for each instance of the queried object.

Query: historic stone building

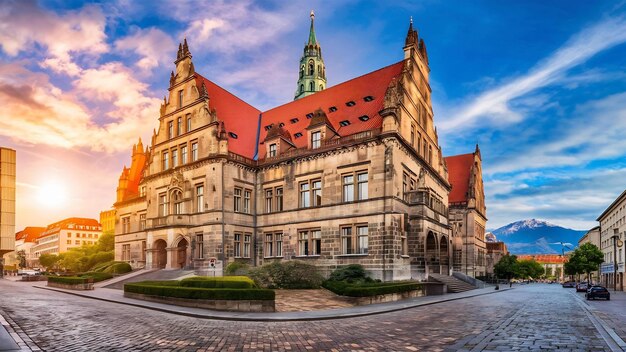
[445,145,487,277]
[114,16,453,281]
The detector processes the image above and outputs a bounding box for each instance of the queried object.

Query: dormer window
[269,144,277,157]
[306,113,314,119]
[279,122,285,128]
[339,120,351,127]
[311,131,321,149]
[229,132,238,139]
[265,124,273,131]
[358,115,369,122]
[294,132,303,138]
[290,118,299,124]
[329,106,337,112]
[346,101,356,107]
[363,96,374,102]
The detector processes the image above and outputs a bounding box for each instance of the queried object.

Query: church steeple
[294,10,327,100]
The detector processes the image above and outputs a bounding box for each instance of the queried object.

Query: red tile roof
[445,153,475,203]
[195,75,261,159]
[257,61,405,159]
[41,218,101,238]
[518,254,566,264]
[15,227,46,243]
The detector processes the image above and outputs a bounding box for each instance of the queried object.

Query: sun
[36,181,68,207]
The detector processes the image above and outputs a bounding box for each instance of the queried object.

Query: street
[0,280,621,351]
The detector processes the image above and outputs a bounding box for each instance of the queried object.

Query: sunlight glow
[36,181,68,208]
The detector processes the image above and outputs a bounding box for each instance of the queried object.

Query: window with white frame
[173,190,183,215]
[196,185,204,212]
[181,145,188,164]
[311,131,321,149]
[168,121,173,139]
[177,117,183,136]
[191,142,198,161]
[234,233,242,257]
[243,189,251,213]
[234,188,242,212]
[172,148,178,167]
[139,214,146,231]
[265,189,273,213]
[122,217,130,234]
[269,143,277,157]
[162,151,169,170]
[195,233,204,259]
[298,229,321,256]
[122,244,131,261]
[158,193,168,216]
[341,224,369,255]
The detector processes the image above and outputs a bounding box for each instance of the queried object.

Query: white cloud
[441,16,626,131]
[115,27,176,72]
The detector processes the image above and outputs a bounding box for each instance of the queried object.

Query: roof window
[294,132,303,138]
[290,118,299,124]
[339,120,351,127]
[229,132,238,139]
[358,115,370,122]
[279,122,285,128]
[264,124,273,131]
[346,101,356,107]
[306,113,314,119]
[329,106,338,112]
[363,96,374,102]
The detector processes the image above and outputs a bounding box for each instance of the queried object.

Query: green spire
[308,10,317,46]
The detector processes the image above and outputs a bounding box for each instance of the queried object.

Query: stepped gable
[195,74,261,159]
[258,61,405,159]
[15,227,46,242]
[444,152,474,203]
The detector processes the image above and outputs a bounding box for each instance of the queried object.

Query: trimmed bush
[48,276,90,285]
[80,272,113,282]
[180,276,256,289]
[102,262,132,274]
[91,261,113,272]
[248,261,324,289]
[124,283,274,300]
[225,262,251,276]
[328,264,372,283]
[323,280,420,297]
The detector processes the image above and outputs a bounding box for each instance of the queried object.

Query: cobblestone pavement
[274,289,355,312]
[571,288,626,347]
[0,280,613,351]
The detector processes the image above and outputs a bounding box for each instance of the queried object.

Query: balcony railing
[404,190,448,217]
[148,214,191,228]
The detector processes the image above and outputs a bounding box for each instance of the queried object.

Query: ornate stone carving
[169,170,185,190]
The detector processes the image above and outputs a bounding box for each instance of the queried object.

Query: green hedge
[323,280,421,297]
[180,276,256,289]
[248,261,324,289]
[48,276,90,285]
[80,272,113,282]
[124,283,274,301]
[102,262,132,274]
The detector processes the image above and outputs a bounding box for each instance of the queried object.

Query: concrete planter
[349,288,424,305]
[124,292,275,312]
[21,275,47,282]
[47,281,94,290]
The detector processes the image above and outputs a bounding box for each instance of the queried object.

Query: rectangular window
[168,121,174,139]
[139,214,146,231]
[67,240,71,244]
[68,233,71,238]
[187,116,192,132]
[275,233,283,257]
[243,189,251,214]
[343,175,354,202]
[265,189,273,213]
[312,179,322,206]
[158,193,168,216]
[357,172,368,200]
[75,240,80,245]
[162,151,169,170]
[122,244,130,261]
[403,173,408,201]
[311,131,321,149]
[181,145,187,164]
[411,124,415,147]
[141,241,146,261]
[357,226,369,254]
[178,89,183,108]
[299,231,309,256]
[196,185,204,212]
[196,234,204,259]
[177,117,183,136]
[191,142,198,161]
[234,188,242,212]
[299,229,321,256]
[234,233,242,257]
[122,217,130,234]
[341,225,369,255]
[341,227,353,255]
[265,234,273,257]
[269,143,277,157]
[275,187,283,211]
[171,149,178,167]
[417,133,422,155]
[244,234,251,258]
[300,182,310,208]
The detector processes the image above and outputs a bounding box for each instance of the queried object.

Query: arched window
[300,84,304,93]
[317,65,321,77]
[308,60,314,75]
[319,85,324,91]
[309,82,314,92]
[172,190,183,215]
[300,65,304,78]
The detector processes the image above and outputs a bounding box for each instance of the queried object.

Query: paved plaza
[0,280,624,351]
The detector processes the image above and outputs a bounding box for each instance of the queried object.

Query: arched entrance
[154,240,167,269]
[175,238,189,269]
[440,236,449,274]
[426,231,439,274]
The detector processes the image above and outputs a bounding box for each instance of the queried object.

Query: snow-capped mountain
[491,219,587,255]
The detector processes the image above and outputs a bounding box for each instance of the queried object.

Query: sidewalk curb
[34,285,512,322]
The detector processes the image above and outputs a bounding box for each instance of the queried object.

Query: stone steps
[429,273,476,293]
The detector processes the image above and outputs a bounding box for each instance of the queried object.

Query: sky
[1,0,625,232]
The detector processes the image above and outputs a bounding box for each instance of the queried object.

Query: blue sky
[0,0,625,231]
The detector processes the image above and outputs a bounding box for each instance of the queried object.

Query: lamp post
[612,228,622,291]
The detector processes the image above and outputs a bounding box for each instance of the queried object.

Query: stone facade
[114,18,454,281]
[445,146,488,277]
[598,189,626,290]
[485,241,508,277]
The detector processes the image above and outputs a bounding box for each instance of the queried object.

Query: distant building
[485,232,496,242]
[517,254,565,281]
[445,145,488,277]
[100,209,116,234]
[31,218,102,262]
[485,241,508,277]
[0,147,16,276]
[14,227,46,268]
[597,189,626,290]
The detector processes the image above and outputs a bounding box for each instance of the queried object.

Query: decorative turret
[404,17,429,67]
[294,10,327,100]
[173,38,194,86]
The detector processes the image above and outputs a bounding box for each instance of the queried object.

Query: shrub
[102,262,132,274]
[248,261,324,289]
[48,276,90,285]
[92,261,114,272]
[322,280,420,297]
[328,264,372,283]
[225,262,251,276]
[180,276,256,289]
[80,272,113,282]
[124,283,274,300]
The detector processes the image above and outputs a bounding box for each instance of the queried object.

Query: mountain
[491,219,587,255]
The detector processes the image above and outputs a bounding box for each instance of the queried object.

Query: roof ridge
[195,74,261,113]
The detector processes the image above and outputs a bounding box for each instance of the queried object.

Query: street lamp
[612,228,622,291]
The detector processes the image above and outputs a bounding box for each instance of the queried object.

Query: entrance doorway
[154,240,167,269]
[176,238,189,269]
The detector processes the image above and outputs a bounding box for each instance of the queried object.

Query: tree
[16,250,26,269]
[577,243,604,283]
[38,253,60,271]
[494,254,518,282]
[517,259,544,279]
